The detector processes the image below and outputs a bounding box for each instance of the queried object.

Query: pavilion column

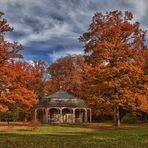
[89,109,92,122]
[34,109,37,121]
[72,108,76,123]
[84,108,87,122]
[60,108,63,123]
[45,108,49,123]
[48,109,50,123]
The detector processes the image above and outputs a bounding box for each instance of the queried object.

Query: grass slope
[0,123,148,148]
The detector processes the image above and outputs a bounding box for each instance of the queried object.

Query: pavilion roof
[34,90,89,108]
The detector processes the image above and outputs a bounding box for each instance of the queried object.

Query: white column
[45,108,49,123]
[84,109,87,122]
[60,108,63,123]
[48,108,50,123]
[34,109,37,121]
[89,109,92,122]
[73,108,76,123]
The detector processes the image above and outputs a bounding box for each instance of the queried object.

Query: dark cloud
[0,0,147,63]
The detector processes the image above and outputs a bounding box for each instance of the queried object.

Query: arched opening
[75,109,79,122]
[77,109,85,122]
[62,108,73,123]
[37,109,45,123]
[49,108,60,123]
[87,109,90,122]
[75,109,83,123]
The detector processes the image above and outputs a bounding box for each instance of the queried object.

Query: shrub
[122,113,137,124]
[28,120,40,131]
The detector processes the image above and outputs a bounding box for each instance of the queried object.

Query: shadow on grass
[0,122,148,148]
[48,122,116,129]
[0,125,148,148]
[0,132,92,148]
[48,122,148,131]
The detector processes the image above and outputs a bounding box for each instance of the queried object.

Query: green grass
[0,123,148,148]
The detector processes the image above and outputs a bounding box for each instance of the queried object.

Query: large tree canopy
[0,12,38,113]
[80,10,148,127]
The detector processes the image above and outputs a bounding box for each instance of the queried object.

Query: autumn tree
[80,10,148,127]
[48,55,91,98]
[0,61,37,121]
[17,60,47,99]
[0,12,22,66]
[0,12,37,118]
[0,12,23,112]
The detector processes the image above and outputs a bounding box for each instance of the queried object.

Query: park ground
[0,122,148,148]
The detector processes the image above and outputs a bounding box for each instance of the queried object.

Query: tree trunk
[7,119,10,126]
[114,105,120,127]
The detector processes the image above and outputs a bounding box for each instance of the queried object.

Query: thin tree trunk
[114,107,116,123]
[114,105,120,127]
[7,119,10,126]
[23,114,28,125]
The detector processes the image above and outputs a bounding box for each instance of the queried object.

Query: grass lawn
[0,122,148,148]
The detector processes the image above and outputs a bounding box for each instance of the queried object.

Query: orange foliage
[0,12,37,113]
[48,55,91,99]
[80,10,148,126]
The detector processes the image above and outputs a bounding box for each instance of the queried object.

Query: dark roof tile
[34,90,89,108]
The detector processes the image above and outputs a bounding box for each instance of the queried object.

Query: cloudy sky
[0,0,147,63]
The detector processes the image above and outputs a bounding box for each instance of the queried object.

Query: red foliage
[0,12,38,113]
[28,119,40,131]
[80,10,148,126]
[48,55,91,99]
